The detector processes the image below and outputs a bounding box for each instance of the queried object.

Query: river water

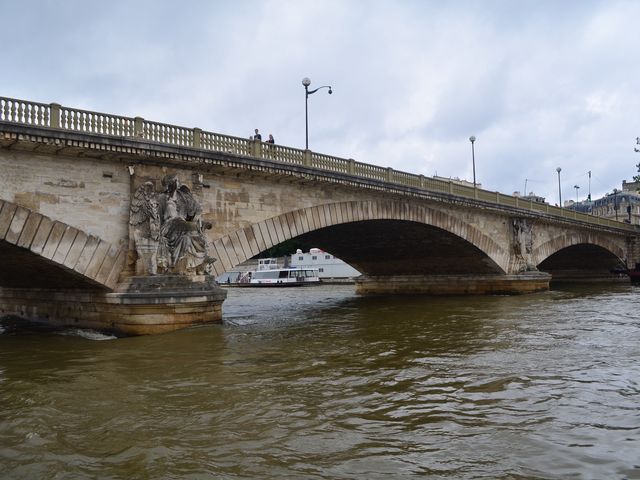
[1,283,639,479]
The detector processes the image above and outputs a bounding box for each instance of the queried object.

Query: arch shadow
[211,200,510,276]
[534,233,626,280]
[0,199,124,290]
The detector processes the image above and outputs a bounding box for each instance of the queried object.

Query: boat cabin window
[253,271,279,279]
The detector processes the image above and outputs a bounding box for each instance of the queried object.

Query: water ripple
[2,284,640,478]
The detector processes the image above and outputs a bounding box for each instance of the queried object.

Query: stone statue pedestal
[134,238,159,275]
[0,275,227,336]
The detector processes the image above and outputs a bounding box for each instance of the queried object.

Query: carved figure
[512,218,536,272]
[129,174,215,276]
[130,181,161,275]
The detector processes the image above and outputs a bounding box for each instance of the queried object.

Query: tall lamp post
[587,170,592,214]
[302,77,332,150]
[613,188,619,221]
[556,167,562,207]
[574,185,580,203]
[469,136,477,188]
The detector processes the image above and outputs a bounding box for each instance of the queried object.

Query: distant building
[434,176,481,189]
[622,180,640,194]
[289,248,360,281]
[513,191,547,204]
[565,180,640,225]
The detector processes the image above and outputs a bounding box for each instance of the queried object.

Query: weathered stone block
[52,226,79,264]
[63,231,88,269]
[41,222,67,259]
[84,240,111,280]
[0,202,17,239]
[5,206,30,244]
[30,216,54,255]
[74,236,101,275]
[17,212,43,248]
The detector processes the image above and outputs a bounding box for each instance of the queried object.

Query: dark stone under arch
[538,243,626,280]
[291,219,504,276]
[0,242,107,289]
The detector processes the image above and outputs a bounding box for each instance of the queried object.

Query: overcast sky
[2,0,639,204]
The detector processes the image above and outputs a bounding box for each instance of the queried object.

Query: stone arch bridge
[1,97,638,334]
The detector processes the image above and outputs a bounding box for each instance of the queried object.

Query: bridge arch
[0,200,125,290]
[533,231,626,266]
[533,231,627,279]
[211,200,510,276]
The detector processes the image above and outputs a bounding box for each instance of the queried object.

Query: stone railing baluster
[134,117,144,138]
[10,101,18,123]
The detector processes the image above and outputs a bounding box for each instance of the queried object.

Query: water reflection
[1,284,640,479]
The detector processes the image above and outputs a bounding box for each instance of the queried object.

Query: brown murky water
[1,284,639,479]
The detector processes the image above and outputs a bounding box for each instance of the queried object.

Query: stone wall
[0,139,634,285]
[0,148,130,248]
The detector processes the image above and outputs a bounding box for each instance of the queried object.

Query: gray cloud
[2,0,638,203]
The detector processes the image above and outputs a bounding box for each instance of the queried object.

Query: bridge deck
[0,95,636,234]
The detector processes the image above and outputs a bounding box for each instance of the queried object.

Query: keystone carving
[511,218,537,273]
[129,173,216,276]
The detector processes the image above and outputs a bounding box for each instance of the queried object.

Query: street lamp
[556,167,562,207]
[574,185,580,203]
[613,188,619,221]
[302,77,332,150]
[469,136,477,188]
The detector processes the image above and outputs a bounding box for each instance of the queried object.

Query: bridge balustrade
[497,192,518,207]
[143,120,193,146]
[1,98,50,127]
[260,142,305,165]
[309,152,350,173]
[0,95,636,232]
[392,170,423,189]
[353,161,388,182]
[59,105,135,136]
[200,130,251,156]
[422,176,450,192]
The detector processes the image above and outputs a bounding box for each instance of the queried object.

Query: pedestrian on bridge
[253,128,262,141]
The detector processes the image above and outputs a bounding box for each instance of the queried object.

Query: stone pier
[354,272,552,295]
[0,276,226,336]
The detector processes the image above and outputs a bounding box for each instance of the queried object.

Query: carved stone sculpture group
[129,174,215,276]
[511,218,537,273]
